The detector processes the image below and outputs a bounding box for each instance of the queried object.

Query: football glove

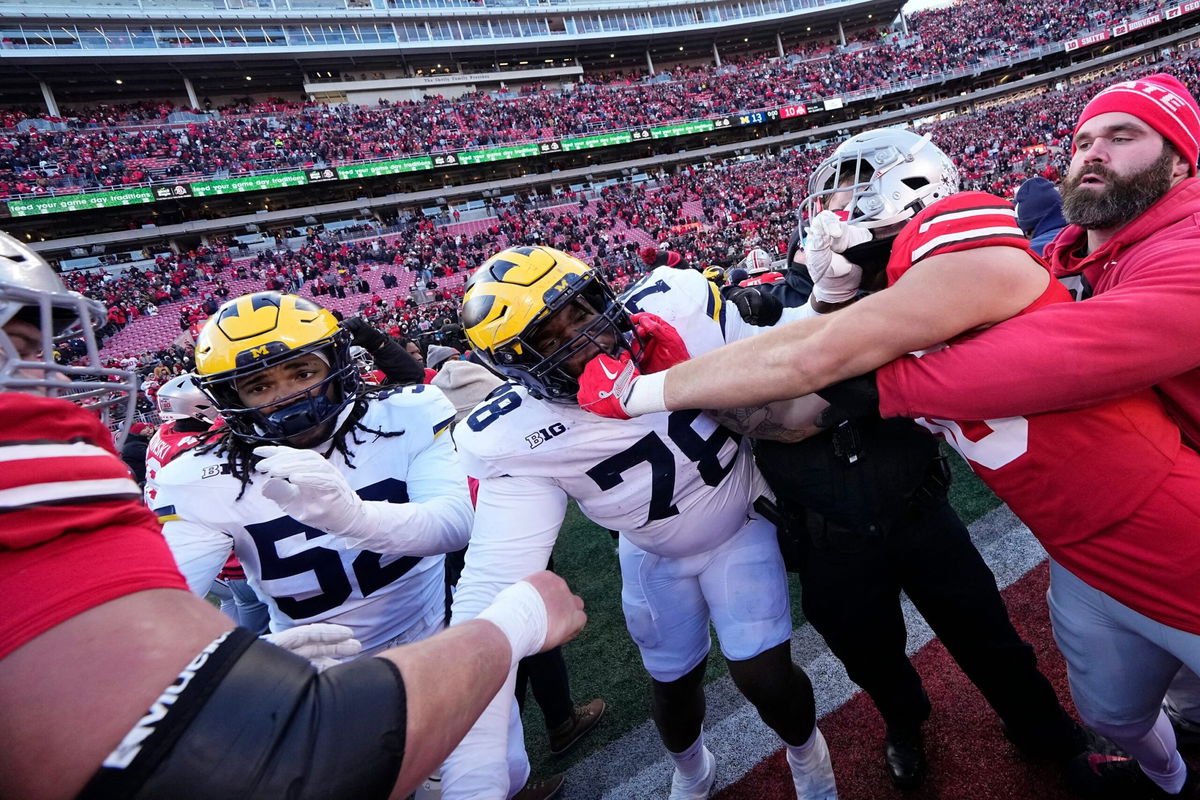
[254,446,370,538]
[806,210,874,253]
[805,211,872,305]
[263,623,363,671]
[577,351,668,419]
[631,312,691,373]
[341,316,387,354]
[722,285,783,327]
[254,446,472,555]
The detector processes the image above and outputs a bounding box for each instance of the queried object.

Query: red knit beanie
[1074,73,1200,176]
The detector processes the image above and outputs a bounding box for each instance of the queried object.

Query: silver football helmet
[802,128,959,231]
[156,373,218,424]
[350,344,375,373]
[0,231,138,446]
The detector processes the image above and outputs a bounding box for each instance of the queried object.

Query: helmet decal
[462,246,633,401]
[194,292,359,443]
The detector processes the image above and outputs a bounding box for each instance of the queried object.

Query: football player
[0,231,587,800]
[443,246,836,800]
[147,372,220,478]
[579,126,1200,796]
[152,291,474,658]
[146,373,271,634]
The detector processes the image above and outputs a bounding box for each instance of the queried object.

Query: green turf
[520,449,1002,779]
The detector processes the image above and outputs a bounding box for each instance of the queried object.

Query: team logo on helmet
[462,246,635,401]
[194,292,359,443]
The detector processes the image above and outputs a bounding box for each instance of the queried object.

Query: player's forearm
[357,492,473,556]
[877,257,1200,421]
[661,319,830,410]
[382,621,515,799]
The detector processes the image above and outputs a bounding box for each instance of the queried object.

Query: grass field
[518,444,1001,780]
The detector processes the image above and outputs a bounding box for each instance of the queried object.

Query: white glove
[804,211,871,304]
[263,622,363,671]
[254,446,370,539]
[806,210,873,253]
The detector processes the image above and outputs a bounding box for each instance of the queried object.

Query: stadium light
[115,79,123,85]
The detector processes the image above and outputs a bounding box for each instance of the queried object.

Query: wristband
[623,370,669,417]
[476,580,548,668]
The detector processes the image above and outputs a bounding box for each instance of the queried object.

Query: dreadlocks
[196,384,406,500]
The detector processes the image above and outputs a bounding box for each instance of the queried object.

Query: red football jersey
[886,192,1200,631]
[146,420,206,478]
[0,395,187,659]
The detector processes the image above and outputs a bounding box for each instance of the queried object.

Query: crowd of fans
[49,48,1200,412]
[0,0,1168,197]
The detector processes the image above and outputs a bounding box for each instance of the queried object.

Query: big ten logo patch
[525,423,566,449]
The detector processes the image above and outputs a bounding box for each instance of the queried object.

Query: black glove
[722,285,783,327]
[342,317,387,353]
[815,371,880,428]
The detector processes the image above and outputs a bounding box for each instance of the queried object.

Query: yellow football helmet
[194,292,359,442]
[461,246,631,401]
[702,265,727,286]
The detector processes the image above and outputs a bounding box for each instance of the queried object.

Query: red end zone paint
[717,562,1083,800]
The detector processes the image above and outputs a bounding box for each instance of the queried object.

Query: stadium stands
[0,0,1169,198]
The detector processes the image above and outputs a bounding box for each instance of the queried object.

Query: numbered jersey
[888,192,1184,549]
[153,386,471,652]
[623,267,828,440]
[458,392,761,558]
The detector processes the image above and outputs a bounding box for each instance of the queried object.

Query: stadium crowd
[53,48,1192,393]
[0,0,1168,197]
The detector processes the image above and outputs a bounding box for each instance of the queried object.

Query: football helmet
[702,265,727,286]
[194,292,359,443]
[802,128,959,231]
[461,246,633,401]
[156,373,218,424]
[739,248,774,275]
[0,231,138,445]
[350,345,375,373]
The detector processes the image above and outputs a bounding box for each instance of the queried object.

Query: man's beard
[1061,148,1175,230]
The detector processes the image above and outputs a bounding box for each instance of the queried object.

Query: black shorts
[79,627,407,800]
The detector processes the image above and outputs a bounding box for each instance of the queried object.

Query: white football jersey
[152,385,472,653]
[444,269,775,800]
[624,266,828,441]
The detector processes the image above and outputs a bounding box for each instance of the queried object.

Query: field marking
[558,504,1048,799]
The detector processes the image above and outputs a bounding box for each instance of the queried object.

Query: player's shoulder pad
[367,384,457,441]
[151,444,230,487]
[453,384,566,475]
[621,266,722,328]
[901,191,1026,265]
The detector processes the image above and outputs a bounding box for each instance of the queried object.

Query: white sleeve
[160,517,234,596]
[442,475,569,800]
[352,427,474,556]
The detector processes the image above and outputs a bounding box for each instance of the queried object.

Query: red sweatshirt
[877,178,1200,449]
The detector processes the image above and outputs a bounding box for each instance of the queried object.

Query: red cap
[1074,73,1200,176]
[640,246,659,266]
[130,422,154,436]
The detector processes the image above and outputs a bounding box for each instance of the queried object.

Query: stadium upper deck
[0,0,898,108]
